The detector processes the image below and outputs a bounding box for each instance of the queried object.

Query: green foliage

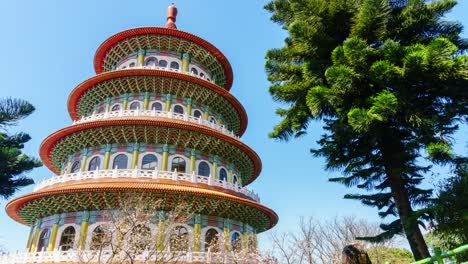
[367,246,414,264]
[348,90,398,132]
[427,157,468,260]
[0,98,42,199]
[426,142,454,164]
[265,0,467,259]
[425,232,468,261]
[351,0,391,41]
[0,98,35,125]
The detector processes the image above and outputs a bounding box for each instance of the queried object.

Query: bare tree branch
[268,216,398,264]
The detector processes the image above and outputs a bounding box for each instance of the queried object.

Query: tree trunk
[342,245,372,264]
[382,154,430,260]
[377,129,431,260]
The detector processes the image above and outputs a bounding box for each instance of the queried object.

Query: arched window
[193,110,202,118]
[190,67,198,75]
[198,161,210,177]
[145,57,157,67]
[58,226,76,251]
[129,62,136,68]
[171,157,186,172]
[151,102,163,111]
[71,161,81,173]
[111,104,121,111]
[142,154,158,170]
[170,61,179,70]
[173,105,184,114]
[200,73,205,78]
[219,168,228,181]
[88,156,101,171]
[37,229,50,252]
[97,106,105,113]
[204,228,219,252]
[130,224,151,251]
[159,60,168,68]
[209,117,216,124]
[233,175,238,185]
[231,232,242,252]
[113,154,128,169]
[90,226,108,250]
[129,101,140,110]
[170,226,189,251]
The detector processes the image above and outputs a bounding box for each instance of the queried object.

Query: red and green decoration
[94,27,234,89]
[9,186,278,231]
[68,70,247,134]
[41,120,262,185]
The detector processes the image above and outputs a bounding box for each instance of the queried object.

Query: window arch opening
[129,224,152,252]
[219,168,228,181]
[171,157,186,172]
[173,105,184,114]
[129,101,141,110]
[58,226,76,251]
[170,61,180,70]
[111,104,121,111]
[113,154,128,169]
[142,154,158,170]
[193,110,202,118]
[145,57,157,67]
[151,102,163,111]
[90,226,109,250]
[88,156,101,171]
[198,161,210,177]
[36,229,50,252]
[96,106,105,114]
[159,60,168,68]
[71,161,81,173]
[231,232,242,252]
[204,228,219,252]
[170,226,189,251]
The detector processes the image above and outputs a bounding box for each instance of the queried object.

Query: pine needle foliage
[264,0,467,260]
[0,98,42,198]
[429,156,468,260]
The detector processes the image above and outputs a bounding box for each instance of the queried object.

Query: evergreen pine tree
[429,156,468,260]
[0,98,42,198]
[264,0,467,259]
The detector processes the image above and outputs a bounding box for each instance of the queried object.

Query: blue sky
[0,0,466,252]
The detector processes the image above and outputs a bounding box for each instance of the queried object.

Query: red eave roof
[93,27,234,90]
[67,69,247,136]
[39,118,262,185]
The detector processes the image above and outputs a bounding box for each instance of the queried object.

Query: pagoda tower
[4,4,277,263]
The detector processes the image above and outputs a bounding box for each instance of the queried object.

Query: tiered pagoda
[3,4,277,263]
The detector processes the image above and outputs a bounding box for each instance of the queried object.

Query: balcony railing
[73,109,240,140]
[33,168,260,202]
[116,65,216,83]
[0,250,264,264]
[410,245,468,264]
